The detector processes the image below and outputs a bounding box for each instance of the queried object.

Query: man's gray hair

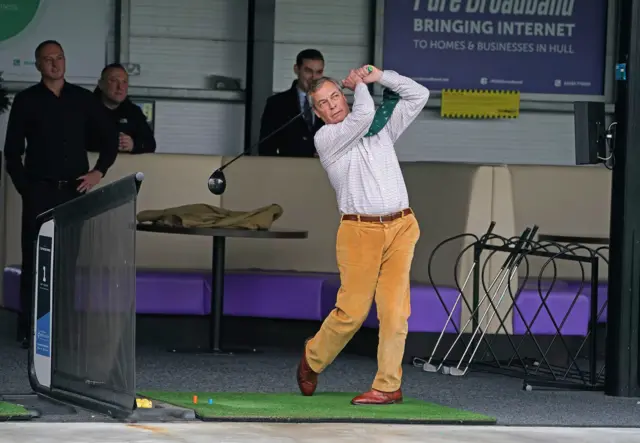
[307,76,343,107]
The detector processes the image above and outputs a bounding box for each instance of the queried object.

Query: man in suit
[258,49,325,157]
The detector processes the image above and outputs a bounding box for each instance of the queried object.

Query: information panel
[382,0,608,95]
[33,219,55,389]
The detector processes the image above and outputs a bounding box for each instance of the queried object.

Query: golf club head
[422,363,439,373]
[439,365,451,375]
[448,367,467,377]
[208,169,226,195]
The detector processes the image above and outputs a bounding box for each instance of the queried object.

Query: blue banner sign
[382,0,608,95]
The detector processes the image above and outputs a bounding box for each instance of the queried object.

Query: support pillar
[605,0,640,397]
[244,0,276,155]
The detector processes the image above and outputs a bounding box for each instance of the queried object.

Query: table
[537,234,610,245]
[137,224,308,355]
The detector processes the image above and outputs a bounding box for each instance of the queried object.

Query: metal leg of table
[169,236,258,355]
[207,235,225,351]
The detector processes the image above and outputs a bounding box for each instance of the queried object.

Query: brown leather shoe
[296,341,318,396]
[351,389,403,405]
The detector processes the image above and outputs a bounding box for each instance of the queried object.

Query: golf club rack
[413,222,608,391]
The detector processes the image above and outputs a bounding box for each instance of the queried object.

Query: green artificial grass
[140,391,495,424]
[0,401,30,420]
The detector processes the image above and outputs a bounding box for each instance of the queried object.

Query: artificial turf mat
[0,401,31,421]
[140,391,496,424]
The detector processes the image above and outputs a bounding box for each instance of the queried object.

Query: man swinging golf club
[297,65,430,405]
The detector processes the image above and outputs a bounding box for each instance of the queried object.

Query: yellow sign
[441,89,520,119]
[140,103,154,124]
[132,99,156,132]
[136,398,153,408]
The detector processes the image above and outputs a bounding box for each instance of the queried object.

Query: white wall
[152,101,244,155]
[395,111,576,164]
[120,0,247,156]
[273,0,372,93]
[128,0,247,89]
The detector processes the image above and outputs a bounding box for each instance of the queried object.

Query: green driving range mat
[140,391,495,424]
[0,401,31,421]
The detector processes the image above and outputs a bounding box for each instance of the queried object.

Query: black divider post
[606,0,640,398]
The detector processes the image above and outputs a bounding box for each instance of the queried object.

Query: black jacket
[258,81,324,157]
[91,87,156,154]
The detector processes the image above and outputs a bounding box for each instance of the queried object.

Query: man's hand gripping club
[341,65,383,91]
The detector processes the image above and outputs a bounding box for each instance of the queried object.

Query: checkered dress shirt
[314,71,430,216]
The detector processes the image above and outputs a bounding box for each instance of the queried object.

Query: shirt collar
[37,79,70,96]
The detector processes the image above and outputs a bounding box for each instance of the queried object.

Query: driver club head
[208,169,227,195]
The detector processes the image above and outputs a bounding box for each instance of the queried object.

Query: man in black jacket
[258,49,325,157]
[93,63,156,154]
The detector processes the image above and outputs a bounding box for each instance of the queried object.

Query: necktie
[364,88,400,137]
[303,96,314,130]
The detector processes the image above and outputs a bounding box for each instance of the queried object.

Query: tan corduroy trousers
[306,211,420,392]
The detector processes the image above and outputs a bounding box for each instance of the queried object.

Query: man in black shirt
[3,40,118,348]
[93,63,156,154]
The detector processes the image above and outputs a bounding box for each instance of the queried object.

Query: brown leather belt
[341,208,413,223]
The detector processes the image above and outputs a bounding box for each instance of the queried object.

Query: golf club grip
[479,221,496,245]
[501,228,531,269]
[528,225,539,242]
[511,225,539,268]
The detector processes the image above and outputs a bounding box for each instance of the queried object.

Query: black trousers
[18,181,82,341]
